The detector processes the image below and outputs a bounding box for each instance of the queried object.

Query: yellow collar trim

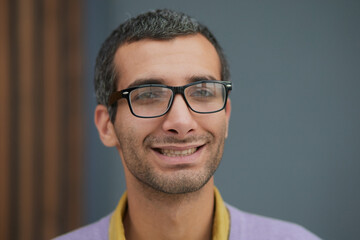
[109,187,229,240]
[109,191,127,240]
[213,187,230,239]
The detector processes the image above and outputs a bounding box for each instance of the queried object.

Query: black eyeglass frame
[108,80,232,118]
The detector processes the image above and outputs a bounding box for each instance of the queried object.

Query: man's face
[111,34,231,194]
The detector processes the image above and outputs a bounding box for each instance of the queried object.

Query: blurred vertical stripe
[0,0,84,239]
[0,0,11,239]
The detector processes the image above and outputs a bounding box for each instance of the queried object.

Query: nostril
[168,129,178,134]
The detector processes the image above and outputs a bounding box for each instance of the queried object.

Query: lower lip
[152,146,204,167]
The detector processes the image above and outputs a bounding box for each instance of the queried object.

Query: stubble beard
[116,128,226,195]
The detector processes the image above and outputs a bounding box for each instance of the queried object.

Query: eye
[137,91,160,99]
[130,88,170,104]
[189,88,215,98]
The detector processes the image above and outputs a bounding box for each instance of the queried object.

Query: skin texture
[95,34,231,240]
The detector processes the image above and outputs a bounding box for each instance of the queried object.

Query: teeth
[160,148,197,157]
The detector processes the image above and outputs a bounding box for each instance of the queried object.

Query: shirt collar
[109,187,229,240]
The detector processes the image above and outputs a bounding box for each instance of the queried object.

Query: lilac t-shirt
[55,204,321,240]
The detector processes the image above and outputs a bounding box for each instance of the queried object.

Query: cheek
[198,114,228,137]
[114,115,161,144]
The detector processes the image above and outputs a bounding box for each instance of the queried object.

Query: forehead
[113,34,221,89]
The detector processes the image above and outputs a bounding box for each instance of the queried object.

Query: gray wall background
[85,1,360,239]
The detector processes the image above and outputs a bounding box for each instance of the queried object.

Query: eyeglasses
[108,80,232,118]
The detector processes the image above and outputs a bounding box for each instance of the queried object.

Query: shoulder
[226,204,321,240]
[53,214,111,240]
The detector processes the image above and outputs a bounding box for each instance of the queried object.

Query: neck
[124,177,215,240]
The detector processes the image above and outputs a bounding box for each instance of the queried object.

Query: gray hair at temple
[94,9,230,122]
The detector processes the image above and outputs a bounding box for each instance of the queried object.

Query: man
[56,9,320,240]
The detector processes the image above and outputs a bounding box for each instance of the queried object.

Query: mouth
[153,145,203,157]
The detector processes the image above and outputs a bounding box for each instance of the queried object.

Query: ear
[224,98,231,139]
[94,105,119,147]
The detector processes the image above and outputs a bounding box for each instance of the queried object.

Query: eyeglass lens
[129,82,226,117]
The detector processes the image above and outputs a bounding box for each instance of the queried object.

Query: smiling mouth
[154,146,202,157]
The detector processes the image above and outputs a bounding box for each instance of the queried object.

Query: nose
[161,94,198,138]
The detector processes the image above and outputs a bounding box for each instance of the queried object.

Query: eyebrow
[126,78,165,88]
[125,75,219,89]
[188,75,218,82]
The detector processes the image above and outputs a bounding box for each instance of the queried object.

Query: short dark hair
[94,9,230,122]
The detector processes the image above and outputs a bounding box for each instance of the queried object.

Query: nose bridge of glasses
[172,86,184,95]
[167,86,191,111]
[170,86,187,102]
